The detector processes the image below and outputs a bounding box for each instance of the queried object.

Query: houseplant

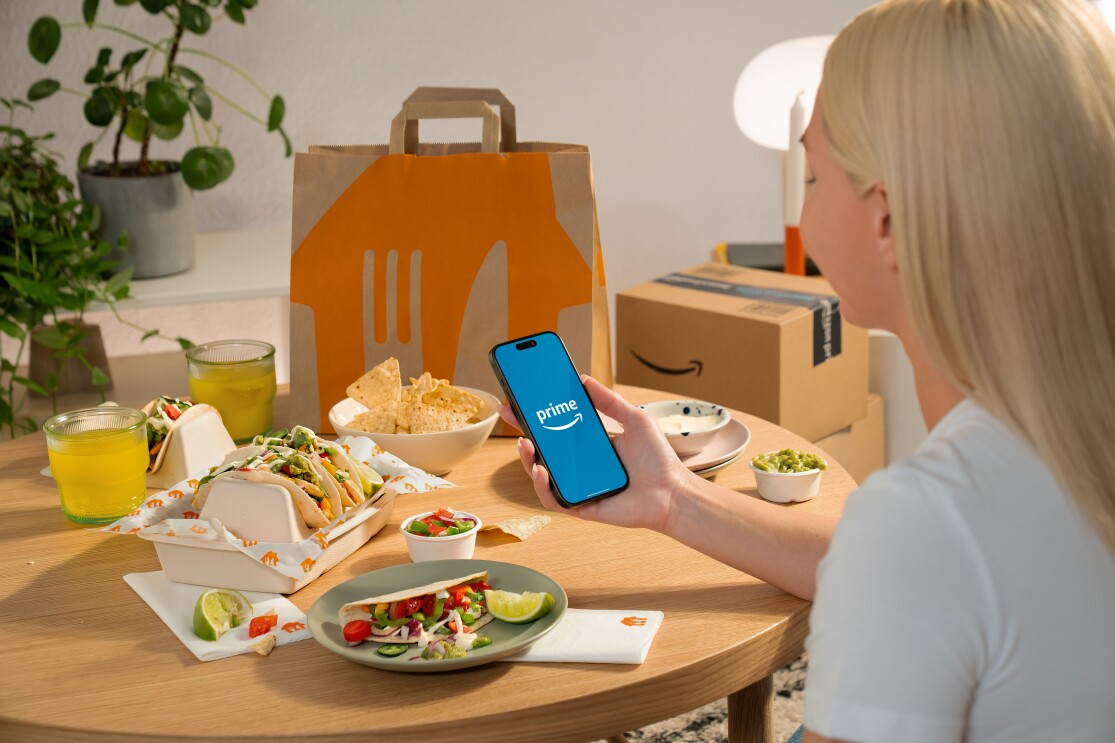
[25,0,290,278]
[0,97,190,438]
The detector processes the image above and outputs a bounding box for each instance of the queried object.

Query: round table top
[0,385,855,742]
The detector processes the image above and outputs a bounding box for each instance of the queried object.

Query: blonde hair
[822,0,1115,557]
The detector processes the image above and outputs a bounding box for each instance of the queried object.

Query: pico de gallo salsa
[405,507,477,537]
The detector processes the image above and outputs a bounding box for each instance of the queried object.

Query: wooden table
[0,385,854,742]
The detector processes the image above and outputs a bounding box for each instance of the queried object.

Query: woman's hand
[500,375,693,532]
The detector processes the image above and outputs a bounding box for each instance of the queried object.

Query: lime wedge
[484,589,555,624]
[193,588,253,641]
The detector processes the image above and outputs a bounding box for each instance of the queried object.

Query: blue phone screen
[492,332,627,505]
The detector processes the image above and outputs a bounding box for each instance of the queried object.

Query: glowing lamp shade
[733,35,834,151]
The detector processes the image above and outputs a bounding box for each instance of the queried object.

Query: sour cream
[655,413,722,435]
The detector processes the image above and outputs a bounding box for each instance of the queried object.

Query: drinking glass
[44,407,149,525]
[186,339,277,443]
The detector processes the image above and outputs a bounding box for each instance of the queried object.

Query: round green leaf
[114,0,138,5]
[225,2,245,24]
[97,47,112,67]
[138,0,169,13]
[267,95,284,131]
[28,17,61,64]
[181,147,230,190]
[213,146,234,181]
[149,118,183,141]
[27,79,60,101]
[145,80,188,125]
[125,90,142,108]
[83,66,105,84]
[188,85,212,120]
[84,90,116,127]
[180,4,211,34]
[124,109,148,142]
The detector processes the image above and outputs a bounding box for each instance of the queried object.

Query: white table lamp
[733,35,833,274]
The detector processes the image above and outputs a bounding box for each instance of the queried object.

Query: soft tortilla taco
[142,396,214,473]
[192,445,342,528]
[254,426,382,508]
[339,571,494,644]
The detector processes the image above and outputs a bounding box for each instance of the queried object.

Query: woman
[503,0,1115,740]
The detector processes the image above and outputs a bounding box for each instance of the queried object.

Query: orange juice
[189,366,277,442]
[44,408,149,525]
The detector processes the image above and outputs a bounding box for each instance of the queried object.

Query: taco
[339,571,494,646]
[142,396,214,472]
[192,445,343,528]
[253,426,383,508]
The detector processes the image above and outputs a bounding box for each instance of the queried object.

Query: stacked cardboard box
[616,263,883,476]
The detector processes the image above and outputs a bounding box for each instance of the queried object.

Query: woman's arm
[505,376,839,600]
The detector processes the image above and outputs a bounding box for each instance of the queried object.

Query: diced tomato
[236,467,252,472]
[391,597,422,620]
[447,590,471,610]
[422,594,437,615]
[163,404,181,421]
[434,507,457,522]
[469,581,492,593]
[281,465,292,476]
[343,620,372,643]
[249,613,279,638]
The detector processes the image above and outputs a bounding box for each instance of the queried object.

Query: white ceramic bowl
[328,386,501,476]
[638,400,732,457]
[749,463,824,504]
[400,509,482,562]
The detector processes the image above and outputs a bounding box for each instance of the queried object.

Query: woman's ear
[870,184,898,273]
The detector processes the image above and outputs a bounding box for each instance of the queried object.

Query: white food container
[139,478,396,594]
[146,406,236,490]
[749,463,823,504]
[400,509,482,562]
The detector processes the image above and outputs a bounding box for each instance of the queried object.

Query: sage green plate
[308,559,567,672]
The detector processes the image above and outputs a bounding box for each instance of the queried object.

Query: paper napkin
[124,570,311,662]
[504,608,665,664]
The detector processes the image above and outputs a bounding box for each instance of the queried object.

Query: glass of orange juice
[44,407,150,524]
[186,339,277,443]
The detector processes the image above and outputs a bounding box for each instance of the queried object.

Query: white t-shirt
[805,399,1115,743]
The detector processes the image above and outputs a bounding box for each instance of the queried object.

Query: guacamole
[751,449,827,473]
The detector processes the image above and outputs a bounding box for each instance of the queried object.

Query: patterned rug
[593,656,807,743]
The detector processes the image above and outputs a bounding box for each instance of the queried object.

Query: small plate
[693,452,743,478]
[601,415,751,472]
[308,559,567,672]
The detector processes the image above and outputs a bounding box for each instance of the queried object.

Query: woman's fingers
[581,375,642,426]
[499,405,523,431]
[517,438,561,511]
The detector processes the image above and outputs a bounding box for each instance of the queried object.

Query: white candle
[784,92,806,227]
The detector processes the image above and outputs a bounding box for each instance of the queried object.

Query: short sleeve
[804,465,994,743]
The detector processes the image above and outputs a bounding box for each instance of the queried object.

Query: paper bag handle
[389,99,500,155]
[403,87,517,151]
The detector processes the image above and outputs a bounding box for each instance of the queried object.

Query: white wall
[1,0,873,367]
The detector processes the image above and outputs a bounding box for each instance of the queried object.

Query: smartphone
[488,331,628,508]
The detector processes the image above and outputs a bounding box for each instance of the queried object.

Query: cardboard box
[814,393,886,484]
[616,263,868,442]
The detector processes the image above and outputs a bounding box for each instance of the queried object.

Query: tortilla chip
[409,372,441,397]
[422,385,483,419]
[347,358,401,412]
[350,409,397,435]
[250,633,277,656]
[480,515,551,541]
[407,402,472,434]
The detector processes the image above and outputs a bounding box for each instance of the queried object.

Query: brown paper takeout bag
[290,87,612,433]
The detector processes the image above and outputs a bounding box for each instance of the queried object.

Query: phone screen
[489,332,628,507]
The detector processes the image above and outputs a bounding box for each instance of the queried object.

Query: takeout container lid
[139,478,396,594]
[145,406,237,490]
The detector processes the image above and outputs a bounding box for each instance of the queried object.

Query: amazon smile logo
[630,350,704,377]
[536,400,582,431]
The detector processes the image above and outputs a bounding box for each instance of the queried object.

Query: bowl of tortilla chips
[329,358,500,476]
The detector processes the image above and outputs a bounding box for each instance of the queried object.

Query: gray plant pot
[78,162,196,279]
